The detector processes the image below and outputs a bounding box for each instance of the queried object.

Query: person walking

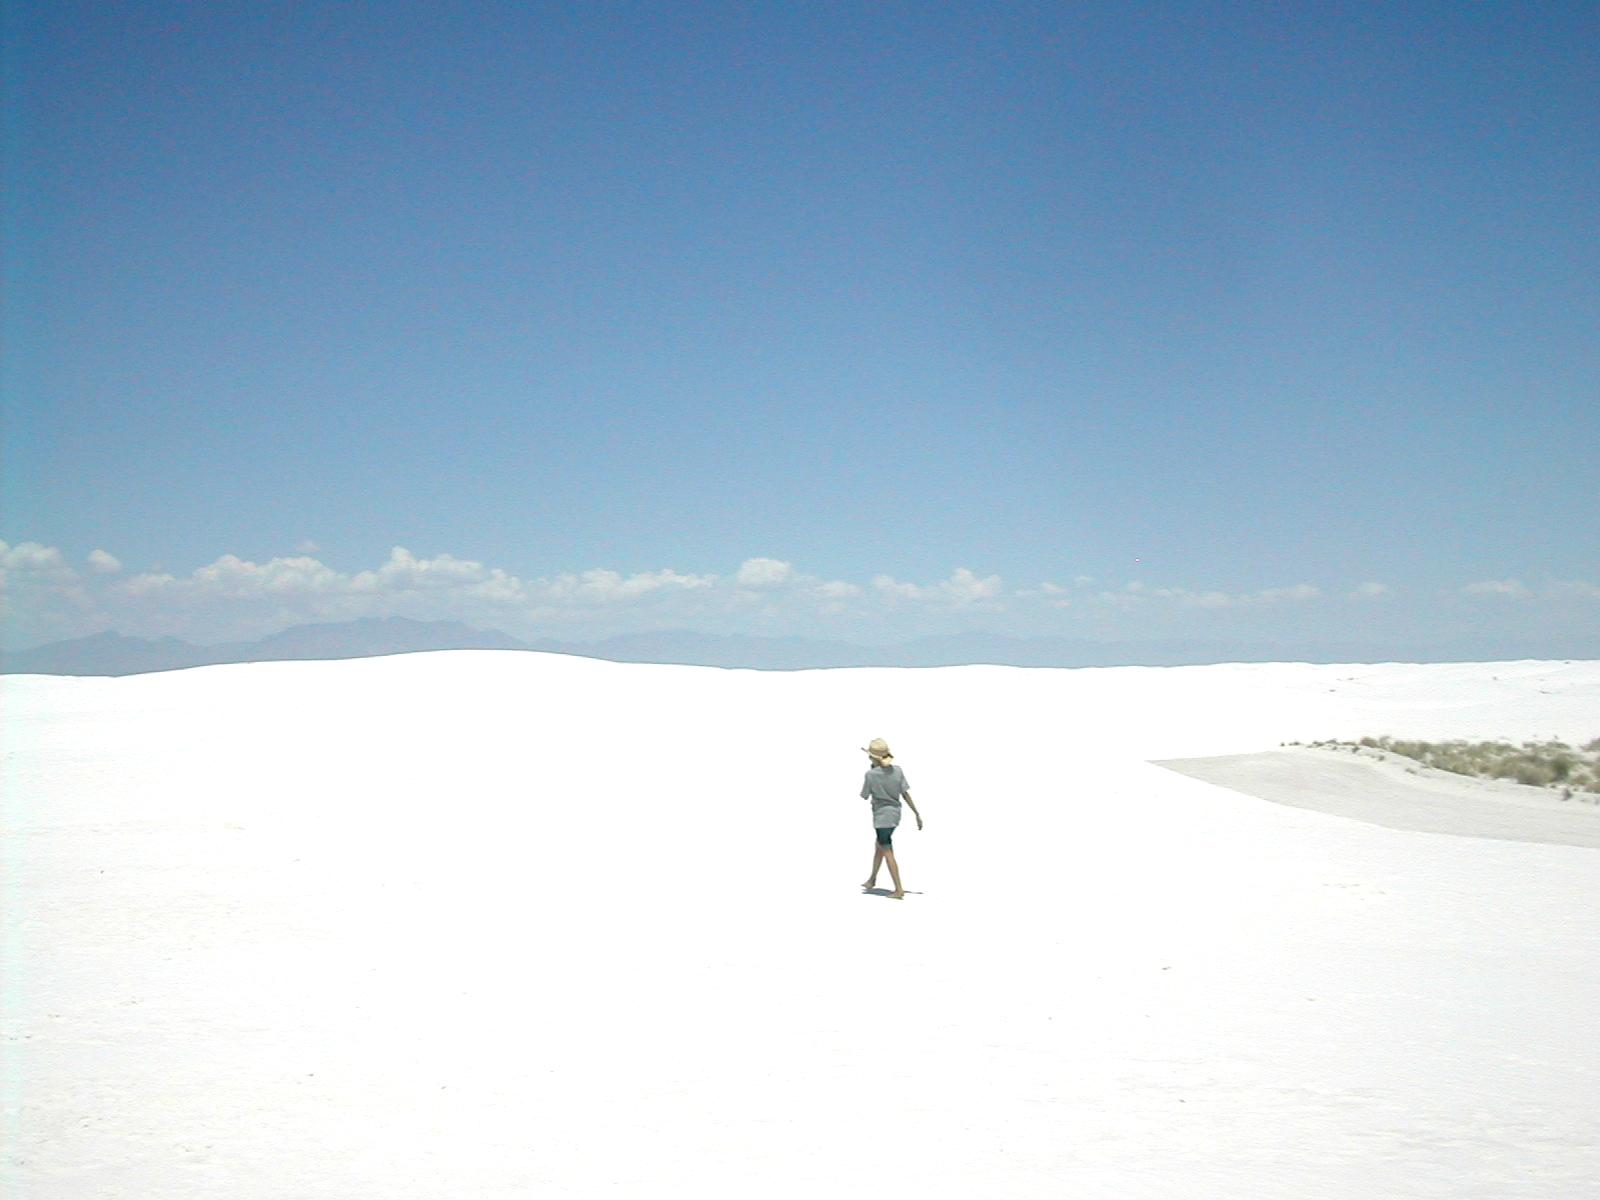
[859,738,921,899]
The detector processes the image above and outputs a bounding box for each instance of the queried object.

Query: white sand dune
[3,653,1598,1198]
[1156,747,1600,849]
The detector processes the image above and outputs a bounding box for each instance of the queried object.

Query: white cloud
[1140,585,1235,608]
[0,541,99,638]
[539,567,716,605]
[72,548,723,641]
[117,573,177,597]
[1109,581,1321,609]
[872,574,923,601]
[1020,582,1072,608]
[941,568,1002,604]
[296,540,320,554]
[1550,580,1600,600]
[1043,587,1071,608]
[18,536,1567,654]
[1252,584,1321,604]
[1,541,69,573]
[468,568,528,605]
[193,554,343,599]
[813,580,861,599]
[351,547,488,593]
[735,558,795,588]
[872,569,1003,606]
[1464,579,1529,598]
[99,547,715,620]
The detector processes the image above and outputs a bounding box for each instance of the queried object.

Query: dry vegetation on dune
[1290,736,1600,800]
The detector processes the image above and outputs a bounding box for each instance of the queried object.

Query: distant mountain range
[3,617,1596,677]
[1,619,526,676]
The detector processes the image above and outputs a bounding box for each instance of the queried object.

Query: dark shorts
[875,826,894,846]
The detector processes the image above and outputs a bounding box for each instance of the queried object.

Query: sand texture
[4,654,1598,1198]
[1155,746,1600,848]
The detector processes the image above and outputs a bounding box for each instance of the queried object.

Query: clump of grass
[1286,736,1600,800]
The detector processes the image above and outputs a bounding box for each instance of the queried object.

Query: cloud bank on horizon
[2,538,1594,655]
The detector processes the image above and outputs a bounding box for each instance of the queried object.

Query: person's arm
[902,789,923,829]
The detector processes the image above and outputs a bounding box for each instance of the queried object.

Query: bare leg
[863,844,884,888]
[884,847,904,898]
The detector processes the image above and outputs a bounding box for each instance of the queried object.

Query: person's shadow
[860,887,924,899]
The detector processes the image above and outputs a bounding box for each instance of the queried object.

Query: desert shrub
[1323,734,1600,794]
[1492,757,1555,787]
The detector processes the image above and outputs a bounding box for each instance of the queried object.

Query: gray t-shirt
[861,764,910,829]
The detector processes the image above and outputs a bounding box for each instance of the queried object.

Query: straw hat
[862,738,893,764]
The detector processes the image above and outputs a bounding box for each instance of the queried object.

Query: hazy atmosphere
[4,2,1596,661]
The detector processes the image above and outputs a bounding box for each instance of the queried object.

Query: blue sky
[3,2,1596,653]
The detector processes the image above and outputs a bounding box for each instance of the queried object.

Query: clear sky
[3,2,1596,653]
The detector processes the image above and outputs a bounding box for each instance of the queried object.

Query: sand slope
[4,654,1598,1198]
[1156,746,1600,848]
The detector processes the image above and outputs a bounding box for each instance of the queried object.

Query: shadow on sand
[859,887,924,899]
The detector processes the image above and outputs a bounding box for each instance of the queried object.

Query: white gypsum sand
[1154,746,1600,849]
[3,654,1598,1198]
